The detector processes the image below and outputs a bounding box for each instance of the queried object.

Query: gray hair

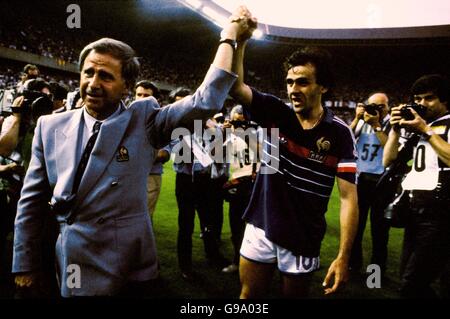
[79,38,140,89]
[230,104,244,119]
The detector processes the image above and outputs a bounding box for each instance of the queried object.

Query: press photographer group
[169,119,276,169]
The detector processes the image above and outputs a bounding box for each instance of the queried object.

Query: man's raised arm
[229,6,257,107]
[144,8,256,148]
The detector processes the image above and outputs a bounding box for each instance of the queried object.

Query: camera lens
[400,107,414,120]
[364,104,378,116]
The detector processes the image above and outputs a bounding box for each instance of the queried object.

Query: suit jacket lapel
[55,109,84,198]
[75,104,132,205]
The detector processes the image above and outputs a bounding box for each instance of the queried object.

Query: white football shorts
[240,223,320,274]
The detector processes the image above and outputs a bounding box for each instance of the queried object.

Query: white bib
[402,140,439,190]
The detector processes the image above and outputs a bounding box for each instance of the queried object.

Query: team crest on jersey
[316,137,331,152]
[309,137,331,162]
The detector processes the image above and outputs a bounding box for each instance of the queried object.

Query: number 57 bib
[356,133,384,174]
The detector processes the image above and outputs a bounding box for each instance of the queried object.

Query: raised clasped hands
[223,5,257,42]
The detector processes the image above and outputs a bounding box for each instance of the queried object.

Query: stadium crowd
[0,22,418,118]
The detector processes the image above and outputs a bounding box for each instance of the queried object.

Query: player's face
[286,63,327,116]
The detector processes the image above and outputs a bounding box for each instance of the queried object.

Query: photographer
[15,64,39,95]
[170,89,230,281]
[0,78,53,164]
[349,93,391,275]
[384,74,450,298]
[49,82,69,113]
[0,78,56,297]
[133,80,169,219]
[221,105,261,273]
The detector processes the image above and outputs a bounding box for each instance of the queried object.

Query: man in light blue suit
[12,16,249,296]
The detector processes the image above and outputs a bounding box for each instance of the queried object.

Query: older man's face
[80,50,127,119]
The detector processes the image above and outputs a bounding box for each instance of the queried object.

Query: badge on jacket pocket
[116,146,129,162]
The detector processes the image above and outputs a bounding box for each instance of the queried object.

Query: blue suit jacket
[13,66,236,296]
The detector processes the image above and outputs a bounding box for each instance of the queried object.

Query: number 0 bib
[402,140,439,190]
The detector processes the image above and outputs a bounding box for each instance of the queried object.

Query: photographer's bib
[356,131,384,175]
[402,140,439,190]
[402,114,450,191]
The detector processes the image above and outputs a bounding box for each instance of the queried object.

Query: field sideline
[151,162,406,299]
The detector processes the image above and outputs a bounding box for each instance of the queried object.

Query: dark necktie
[72,121,102,194]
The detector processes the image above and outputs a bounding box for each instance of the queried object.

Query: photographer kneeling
[383,74,450,298]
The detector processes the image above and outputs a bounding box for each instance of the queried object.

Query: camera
[11,88,54,139]
[399,103,427,121]
[213,112,225,124]
[364,103,383,116]
[230,120,258,129]
[10,78,54,122]
[11,89,53,120]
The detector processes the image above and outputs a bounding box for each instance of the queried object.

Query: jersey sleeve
[336,124,358,184]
